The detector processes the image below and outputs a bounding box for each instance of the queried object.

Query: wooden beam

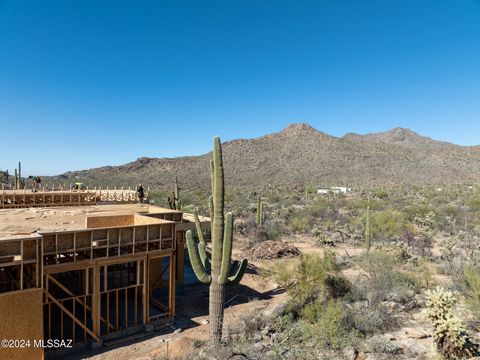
[47,274,114,331]
[43,289,100,341]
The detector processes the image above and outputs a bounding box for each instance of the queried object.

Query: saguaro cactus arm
[186,230,212,284]
[209,195,214,232]
[227,258,248,284]
[219,213,233,284]
[193,210,209,266]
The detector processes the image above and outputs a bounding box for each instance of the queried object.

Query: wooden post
[143,259,148,324]
[92,265,101,337]
[176,231,185,284]
[169,253,176,317]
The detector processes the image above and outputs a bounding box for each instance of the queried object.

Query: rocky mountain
[342,127,457,150]
[53,124,480,188]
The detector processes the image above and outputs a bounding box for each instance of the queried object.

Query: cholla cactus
[425,287,456,323]
[425,287,479,359]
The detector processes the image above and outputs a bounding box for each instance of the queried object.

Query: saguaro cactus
[174,175,181,210]
[365,196,372,253]
[186,136,248,344]
[18,161,21,188]
[256,195,264,226]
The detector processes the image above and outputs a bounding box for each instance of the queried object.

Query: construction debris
[250,240,301,260]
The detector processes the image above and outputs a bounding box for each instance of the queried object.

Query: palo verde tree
[186,136,248,344]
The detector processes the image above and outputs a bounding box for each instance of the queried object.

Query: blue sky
[1,0,480,175]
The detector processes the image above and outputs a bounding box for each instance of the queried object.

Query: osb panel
[0,241,21,257]
[92,229,108,241]
[109,228,120,245]
[161,224,173,239]
[148,225,160,240]
[134,226,147,242]
[86,215,134,229]
[57,233,74,251]
[42,235,56,253]
[134,214,163,225]
[22,240,37,260]
[0,288,44,360]
[76,232,91,248]
[120,227,134,244]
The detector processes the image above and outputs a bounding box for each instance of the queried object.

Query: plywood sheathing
[0,204,159,239]
[0,288,44,360]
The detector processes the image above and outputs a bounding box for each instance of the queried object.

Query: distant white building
[317,186,351,194]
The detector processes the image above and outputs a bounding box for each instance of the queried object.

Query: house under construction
[0,190,209,360]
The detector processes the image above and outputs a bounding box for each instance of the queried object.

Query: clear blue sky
[1,0,480,176]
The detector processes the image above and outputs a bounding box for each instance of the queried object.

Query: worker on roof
[30,176,41,192]
[137,184,145,205]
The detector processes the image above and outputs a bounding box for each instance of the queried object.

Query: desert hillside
[52,124,480,188]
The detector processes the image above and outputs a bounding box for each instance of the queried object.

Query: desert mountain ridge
[52,123,480,188]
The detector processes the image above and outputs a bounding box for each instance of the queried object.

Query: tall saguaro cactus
[18,161,21,188]
[365,196,372,253]
[256,195,264,226]
[186,136,248,344]
[14,162,24,189]
[174,175,181,210]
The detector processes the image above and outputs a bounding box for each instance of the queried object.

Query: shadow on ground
[61,263,284,360]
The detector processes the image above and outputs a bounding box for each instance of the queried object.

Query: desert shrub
[302,299,359,350]
[440,231,480,279]
[461,266,480,318]
[270,252,359,353]
[324,273,352,299]
[345,198,381,211]
[346,302,396,335]
[398,228,433,259]
[237,313,267,339]
[273,251,337,311]
[289,215,312,233]
[250,220,283,244]
[353,210,411,245]
[354,249,420,304]
[405,257,435,289]
[425,287,479,359]
[371,210,410,242]
[403,205,437,225]
[373,188,389,199]
[437,206,464,233]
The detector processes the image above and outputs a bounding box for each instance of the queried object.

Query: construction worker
[30,176,41,192]
[137,184,145,205]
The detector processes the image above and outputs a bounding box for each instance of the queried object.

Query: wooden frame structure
[0,188,147,209]
[0,205,206,358]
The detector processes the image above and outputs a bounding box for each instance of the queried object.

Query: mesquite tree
[186,136,248,344]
